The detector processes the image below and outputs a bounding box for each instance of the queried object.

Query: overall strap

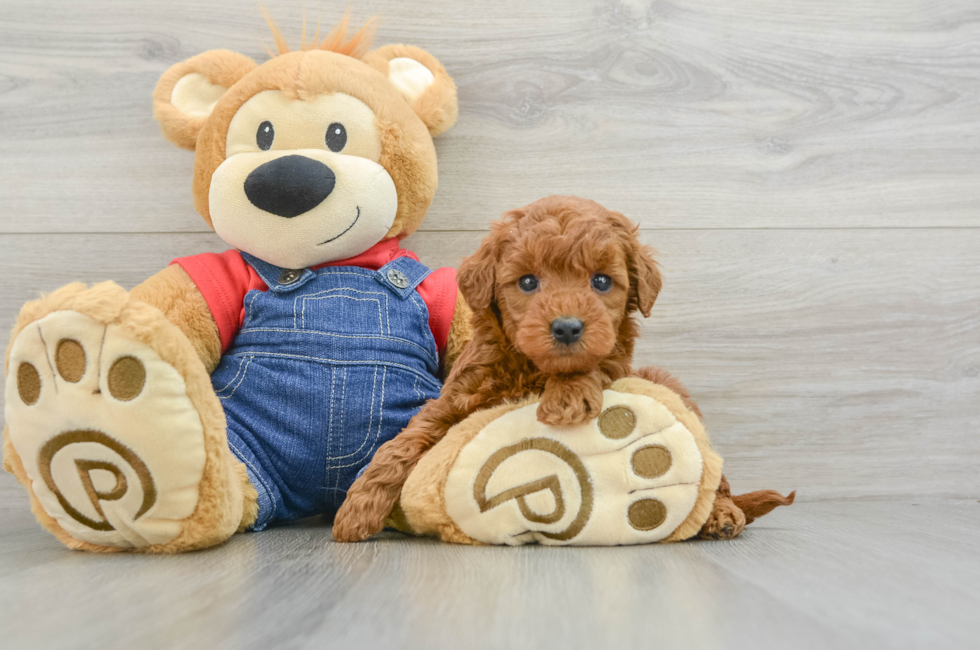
[239,252,318,293]
[374,257,432,299]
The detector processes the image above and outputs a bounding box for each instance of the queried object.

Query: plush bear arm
[442,292,473,378]
[131,265,222,373]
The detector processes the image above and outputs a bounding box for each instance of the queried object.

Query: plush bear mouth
[317,206,360,246]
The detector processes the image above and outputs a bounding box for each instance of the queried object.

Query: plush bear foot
[396,378,723,546]
[3,282,246,552]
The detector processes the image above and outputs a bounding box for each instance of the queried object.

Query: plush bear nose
[551,317,584,345]
[244,155,336,218]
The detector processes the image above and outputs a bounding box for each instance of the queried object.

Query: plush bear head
[152,16,457,269]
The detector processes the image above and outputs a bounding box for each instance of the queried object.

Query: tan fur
[3,283,251,552]
[235,461,260,532]
[262,8,377,59]
[131,265,222,373]
[362,44,459,136]
[442,292,473,378]
[374,114,439,239]
[153,50,257,150]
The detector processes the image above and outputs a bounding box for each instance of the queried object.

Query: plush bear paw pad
[5,309,208,548]
[443,390,707,546]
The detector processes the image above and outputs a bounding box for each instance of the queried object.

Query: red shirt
[172,240,457,358]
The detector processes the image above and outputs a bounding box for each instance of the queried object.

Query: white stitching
[327,365,337,461]
[293,286,390,331]
[232,327,434,359]
[216,356,254,400]
[299,294,385,333]
[408,292,438,363]
[314,269,376,280]
[339,366,347,449]
[325,365,377,465]
[225,351,440,387]
[214,355,248,393]
[227,438,279,514]
[296,287,391,327]
[242,290,262,329]
[326,365,386,470]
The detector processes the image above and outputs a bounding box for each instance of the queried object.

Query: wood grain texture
[0,472,977,650]
[0,0,978,232]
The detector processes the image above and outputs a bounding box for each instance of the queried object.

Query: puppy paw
[698,498,746,540]
[536,398,590,426]
[537,374,604,426]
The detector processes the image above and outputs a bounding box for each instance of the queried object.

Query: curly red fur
[332,196,793,542]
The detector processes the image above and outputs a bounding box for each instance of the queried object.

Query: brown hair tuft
[261,6,377,59]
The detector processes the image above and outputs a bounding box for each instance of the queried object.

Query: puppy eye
[518,275,539,293]
[591,273,613,293]
[256,121,274,150]
[325,122,347,152]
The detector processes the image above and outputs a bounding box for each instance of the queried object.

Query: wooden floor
[1,0,978,647]
[1,473,977,649]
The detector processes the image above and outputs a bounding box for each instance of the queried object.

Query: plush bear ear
[362,44,458,136]
[153,50,257,150]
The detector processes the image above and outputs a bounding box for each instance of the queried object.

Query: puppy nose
[551,317,584,345]
[244,155,336,218]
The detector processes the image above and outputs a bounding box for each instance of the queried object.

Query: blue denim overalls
[210,252,443,530]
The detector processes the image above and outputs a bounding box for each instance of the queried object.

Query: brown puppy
[332,196,793,542]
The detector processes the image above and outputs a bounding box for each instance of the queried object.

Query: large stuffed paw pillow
[391,378,723,545]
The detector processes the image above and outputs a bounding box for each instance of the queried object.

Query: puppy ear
[458,216,516,311]
[457,235,498,311]
[608,211,662,317]
[153,50,257,150]
[629,241,663,317]
[362,44,458,136]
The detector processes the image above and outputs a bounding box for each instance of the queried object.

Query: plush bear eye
[325,122,347,152]
[518,275,539,293]
[256,121,274,150]
[591,273,613,293]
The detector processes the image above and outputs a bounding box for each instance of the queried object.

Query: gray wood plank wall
[1,0,978,502]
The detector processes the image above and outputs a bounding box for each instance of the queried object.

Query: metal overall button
[278,269,302,285]
[387,268,410,289]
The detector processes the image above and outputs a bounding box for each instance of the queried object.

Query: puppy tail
[733,490,796,525]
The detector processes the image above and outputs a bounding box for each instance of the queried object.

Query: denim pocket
[295,284,393,335]
[321,364,441,511]
[213,355,254,400]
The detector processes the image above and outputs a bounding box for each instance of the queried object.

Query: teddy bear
[2,16,472,552]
